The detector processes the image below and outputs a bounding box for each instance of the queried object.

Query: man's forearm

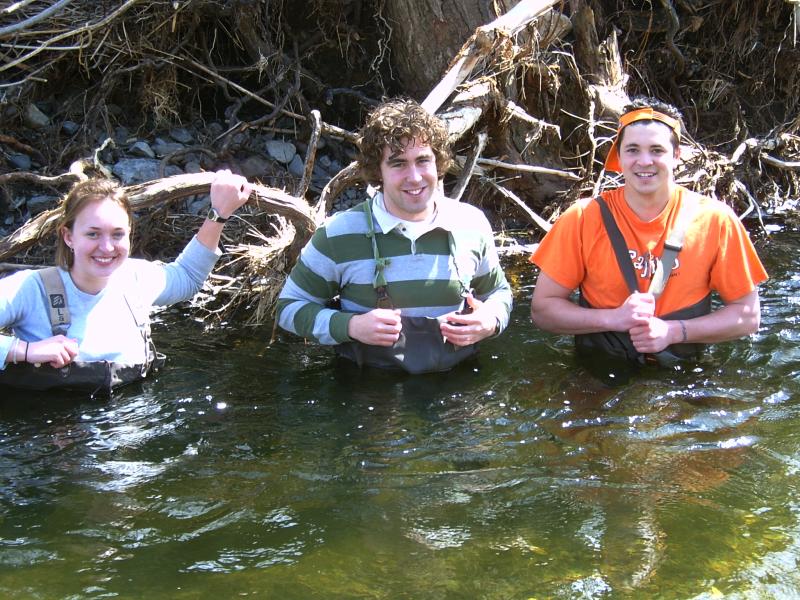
[678,293,760,343]
[530,296,621,335]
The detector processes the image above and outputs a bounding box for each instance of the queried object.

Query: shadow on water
[1,229,800,598]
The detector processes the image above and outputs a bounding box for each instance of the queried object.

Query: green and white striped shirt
[277,192,513,345]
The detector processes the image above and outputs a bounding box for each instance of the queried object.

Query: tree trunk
[385,0,521,98]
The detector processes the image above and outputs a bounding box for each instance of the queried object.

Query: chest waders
[334,200,478,374]
[0,267,164,396]
[575,195,710,366]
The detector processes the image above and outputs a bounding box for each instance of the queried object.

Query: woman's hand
[209,169,253,219]
[27,336,80,368]
[196,170,254,250]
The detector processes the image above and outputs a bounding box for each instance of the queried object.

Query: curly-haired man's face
[379,138,439,222]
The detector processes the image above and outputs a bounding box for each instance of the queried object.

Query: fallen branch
[452,132,488,201]
[761,154,800,170]
[0,172,316,262]
[0,0,142,74]
[0,134,46,164]
[482,177,552,234]
[295,109,322,198]
[477,157,582,180]
[179,56,358,145]
[422,0,560,114]
[439,80,494,143]
[316,161,361,223]
[0,170,81,187]
[502,99,561,138]
[0,0,72,38]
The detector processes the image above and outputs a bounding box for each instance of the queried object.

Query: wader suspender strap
[595,195,700,298]
[595,198,638,295]
[648,195,700,298]
[363,199,393,309]
[446,232,472,298]
[38,267,70,336]
[38,267,150,347]
[363,200,471,309]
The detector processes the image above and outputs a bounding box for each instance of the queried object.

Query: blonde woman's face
[61,198,131,294]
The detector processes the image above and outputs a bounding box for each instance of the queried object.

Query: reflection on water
[1,229,799,598]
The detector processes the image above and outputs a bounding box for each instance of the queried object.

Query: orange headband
[604,107,682,172]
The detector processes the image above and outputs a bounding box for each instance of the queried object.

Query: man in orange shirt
[530,98,768,365]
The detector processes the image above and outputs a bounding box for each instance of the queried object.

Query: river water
[0,228,798,599]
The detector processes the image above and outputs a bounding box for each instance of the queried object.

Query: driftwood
[421,0,561,114]
[0,173,315,262]
[452,132,489,202]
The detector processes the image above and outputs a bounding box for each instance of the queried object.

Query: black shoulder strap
[594,197,638,294]
[595,194,701,299]
[37,267,70,336]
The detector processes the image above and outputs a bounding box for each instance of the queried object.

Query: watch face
[208,208,226,222]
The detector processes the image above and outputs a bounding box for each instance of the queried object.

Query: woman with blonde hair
[0,169,252,394]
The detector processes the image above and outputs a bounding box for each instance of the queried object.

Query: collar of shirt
[372,191,457,241]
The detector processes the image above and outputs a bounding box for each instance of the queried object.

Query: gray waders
[575,195,710,366]
[0,267,164,396]
[335,200,478,374]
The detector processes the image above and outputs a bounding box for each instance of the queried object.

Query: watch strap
[207,207,228,223]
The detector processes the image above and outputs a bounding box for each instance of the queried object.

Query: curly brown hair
[356,98,453,186]
[55,178,132,270]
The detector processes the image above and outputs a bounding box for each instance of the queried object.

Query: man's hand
[440,295,497,347]
[347,309,402,346]
[620,291,678,353]
[613,292,655,332]
[27,336,80,368]
[629,316,680,354]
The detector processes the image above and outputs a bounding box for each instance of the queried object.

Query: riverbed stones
[61,121,80,136]
[288,154,305,178]
[265,139,297,164]
[152,138,185,157]
[27,195,57,215]
[129,141,156,158]
[24,104,49,129]
[169,127,194,144]
[112,158,181,185]
[0,110,360,237]
[8,154,31,170]
[240,155,271,179]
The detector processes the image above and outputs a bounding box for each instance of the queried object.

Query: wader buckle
[375,286,394,310]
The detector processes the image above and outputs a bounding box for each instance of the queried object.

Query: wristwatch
[206,207,228,223]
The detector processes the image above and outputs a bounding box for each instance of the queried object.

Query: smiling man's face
[378,138,439,222]
[619,121,680,207]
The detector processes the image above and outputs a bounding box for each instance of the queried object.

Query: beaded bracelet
[679,320,688,343]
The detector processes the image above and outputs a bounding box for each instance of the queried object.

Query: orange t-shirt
[531,186,768,316]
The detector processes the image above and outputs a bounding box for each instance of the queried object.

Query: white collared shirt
[372,192,441,252]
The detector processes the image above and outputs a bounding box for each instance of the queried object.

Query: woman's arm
[149,170,253,306]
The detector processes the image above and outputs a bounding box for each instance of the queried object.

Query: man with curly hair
[530,97,767,366]
[277,98,512,373]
